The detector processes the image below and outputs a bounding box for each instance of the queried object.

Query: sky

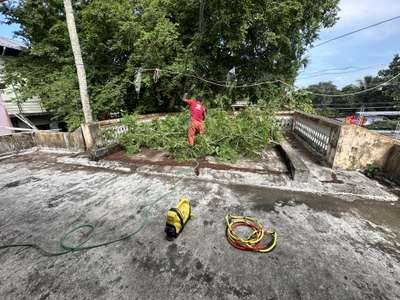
[0,0,399,88]
[297,0,400,88]
[0,14,21,41]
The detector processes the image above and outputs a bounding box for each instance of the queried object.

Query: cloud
[335,0,400,30]
[298,0,400,88]
[320,0,400,41]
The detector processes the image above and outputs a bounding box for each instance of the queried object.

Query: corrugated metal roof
[0,37,25,51]
[4,97,46,115]
[0,82,46,115]
[0,54,46,115]
[356,111,400,117]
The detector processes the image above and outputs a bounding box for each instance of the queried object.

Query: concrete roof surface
[0,152,399,299]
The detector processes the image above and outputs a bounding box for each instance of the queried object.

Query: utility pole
[395,121,400,140]
[63,0,93,123]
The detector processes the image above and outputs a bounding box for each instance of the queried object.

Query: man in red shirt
[183,93,207,145]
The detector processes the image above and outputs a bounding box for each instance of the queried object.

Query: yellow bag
[165,197,191,239]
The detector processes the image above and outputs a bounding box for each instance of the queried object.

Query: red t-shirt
[185,99,206,122]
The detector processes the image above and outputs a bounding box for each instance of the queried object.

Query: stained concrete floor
[0,153,399,300]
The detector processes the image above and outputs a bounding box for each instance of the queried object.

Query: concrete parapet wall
[275,111,294,131]
[81,122,105,150]
[291,111,400,172]
[292,112,341,167]
[34,128,85,152]
[384,144,400,184]
[333,125,400,170]
[88,112,400,173]
[0,128,85,155]
[83,114,177,151]
[0,132,36,155]
[2,112,399,175]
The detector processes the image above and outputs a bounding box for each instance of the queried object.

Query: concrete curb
[277,141,310,182]
[55,156,398,202]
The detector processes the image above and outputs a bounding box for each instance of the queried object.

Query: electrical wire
[315,106,399,111]
[314,105,400,109]
[136,67,400,97]
[314,102,400,108]
[137,68,293,89]
[298,64,388,76]
[312,15,400,48]
[297,65,388,80]
[305,73,400,97]
[83,62,399,97]
[69,14,400,95]
[82,61,399,98]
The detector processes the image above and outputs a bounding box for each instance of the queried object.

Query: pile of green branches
[117,108,283,162]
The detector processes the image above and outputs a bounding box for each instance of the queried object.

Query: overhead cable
[307,73,400,97]
[312,15,400,48]
[315,106,399,111]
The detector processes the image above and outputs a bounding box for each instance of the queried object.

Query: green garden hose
[0,177,183,257]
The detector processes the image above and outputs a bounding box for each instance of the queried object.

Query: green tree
[304,54,400,118]
[1,0,340,129]
[379,54,400,102]
[306,81,337,114]
[356,75,391,111]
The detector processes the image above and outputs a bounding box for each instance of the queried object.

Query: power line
[87,63,396,96]
[314,101,400,107]
[312,15,400,48]
[297,64,388,80]
[135,66,400,96]
[315,106,399,111]
[299,64,387,75]
[314,104,400,108]
[80,63,399,97]
[306,72,400,97]
[153,67,400,96]
[137,68,292,89]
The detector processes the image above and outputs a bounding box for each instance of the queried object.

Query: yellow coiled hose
[225,215,277,253]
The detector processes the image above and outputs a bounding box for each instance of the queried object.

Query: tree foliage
[365,118,400,130]
[306,54,400,117]
[379,54,400,101]
[1,0,339,129]
[117,108,283,161]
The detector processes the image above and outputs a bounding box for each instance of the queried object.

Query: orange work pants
[188,120,205,145]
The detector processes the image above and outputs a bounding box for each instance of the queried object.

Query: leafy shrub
[364,163,382,178]
[117,108,283,162]
[365,119,400,130]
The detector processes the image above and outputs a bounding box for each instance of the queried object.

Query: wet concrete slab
[104,147,288,174]
[0,153,399,299]
[98,145,398,202]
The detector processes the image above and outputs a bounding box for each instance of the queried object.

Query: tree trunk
[167,90,177,111]
[168,96,176,111]
[63,0,93,123]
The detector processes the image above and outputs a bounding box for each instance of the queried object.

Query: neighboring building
[0,37,59,135]
[231,100,250,111]
[354,111,400,126]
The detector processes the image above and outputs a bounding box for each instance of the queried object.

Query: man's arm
[203,108,207,121]
[182,93,190,104]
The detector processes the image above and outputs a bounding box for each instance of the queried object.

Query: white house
[355,111,400,125]
[0,37,60,135]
